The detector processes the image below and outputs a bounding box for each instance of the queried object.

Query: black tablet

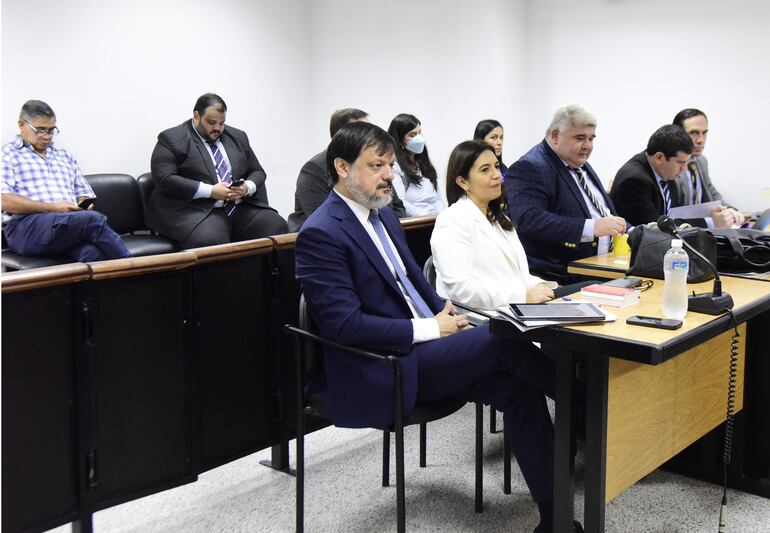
[509,302,605,321]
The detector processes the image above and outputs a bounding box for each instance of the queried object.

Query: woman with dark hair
[387,113,443,216]
[473,119,507,174]
[430,140,558,312]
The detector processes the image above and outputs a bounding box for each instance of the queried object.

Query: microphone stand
[658,217,734,314]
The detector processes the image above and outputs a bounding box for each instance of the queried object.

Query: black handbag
[708,228,770,273]
[627,224,717,282]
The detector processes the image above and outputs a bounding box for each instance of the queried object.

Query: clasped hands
[211,181,248,201]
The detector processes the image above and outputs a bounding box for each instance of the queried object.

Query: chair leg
[419,422,427,467]
[396,422,406,532]
[382,430,391,487]
[296,414,305,533]
[503,426,512,495]
[490,407,501,433]
[475,402,483,513]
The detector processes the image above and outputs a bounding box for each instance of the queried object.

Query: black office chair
[422,255,512,494]
[284,295,485,533]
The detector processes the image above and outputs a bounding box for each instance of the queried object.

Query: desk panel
[605,325,746,502]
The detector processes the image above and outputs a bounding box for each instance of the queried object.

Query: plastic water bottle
[662,239,689,320]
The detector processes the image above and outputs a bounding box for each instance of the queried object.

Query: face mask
[405,134,426,154]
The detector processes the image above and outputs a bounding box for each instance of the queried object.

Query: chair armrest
[283,324,399,366]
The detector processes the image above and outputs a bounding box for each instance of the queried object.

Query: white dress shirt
[334,189,440,343]
[391,161,444,216]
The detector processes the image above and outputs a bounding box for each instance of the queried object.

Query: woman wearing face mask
[431,141,594,313]
[387,114,443,216]
[473,119,507,175]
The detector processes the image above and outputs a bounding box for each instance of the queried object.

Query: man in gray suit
[672,108,744,225]
[287,108,405,232]
[147,93,287,248]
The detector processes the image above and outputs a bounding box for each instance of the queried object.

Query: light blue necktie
[368,210,434,318]
[660,180,672,215]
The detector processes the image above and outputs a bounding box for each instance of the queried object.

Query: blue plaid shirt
[1,135,94,223]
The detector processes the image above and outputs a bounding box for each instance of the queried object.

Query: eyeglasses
[25,121,60,137]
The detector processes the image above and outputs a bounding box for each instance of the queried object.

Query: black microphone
[656,215,733,314]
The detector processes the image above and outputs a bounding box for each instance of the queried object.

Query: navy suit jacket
[505,139,618,279]
[295,191,445,429]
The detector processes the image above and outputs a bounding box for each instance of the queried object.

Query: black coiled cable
[718,308,740,533]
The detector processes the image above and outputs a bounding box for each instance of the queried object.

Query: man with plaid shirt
[2,100,130,262]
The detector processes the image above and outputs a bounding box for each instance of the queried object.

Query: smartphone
[626,315,683,330]
[78,198,95,210]
[604,277,643,289]
[229,179,245,188]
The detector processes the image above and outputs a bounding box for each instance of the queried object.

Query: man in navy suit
[295,122,581,533]
[506,104,626,283]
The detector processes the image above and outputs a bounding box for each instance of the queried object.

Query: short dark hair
[19,100,55,121]
[194,93,227,115]
[673,108,707,128]
[646,124,694,158]
[326,122,396,184]
[387,113,438,189]
[329,108,368,138]
[446,140,513,231]
[473,119,502,140]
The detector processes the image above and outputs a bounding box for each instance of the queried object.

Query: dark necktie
[368,210,434,318]
[687,161,700,205]
[208,141,237,216]
[572,167,608,217]
[660,180,672,215]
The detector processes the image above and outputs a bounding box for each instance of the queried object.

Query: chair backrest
[136,173,155,219]
[298,294,324,384]
[423,255,436,289]
[84,174,144,234]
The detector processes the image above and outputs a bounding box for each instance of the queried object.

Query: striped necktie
[687,161,700,204]
[572,166,608,217]
[208,141,237,216]
[660,180,672,215]
[368,210,434,318]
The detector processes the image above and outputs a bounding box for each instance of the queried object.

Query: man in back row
[611,124,735,228]
[288,108,405,232]
[505,104,626,283]
[1,100,130,262]
[147,93,287,248]
[673,108,744,225]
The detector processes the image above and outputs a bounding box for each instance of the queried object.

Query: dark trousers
[413,325,555,504]
[4,211,131,262]
[178,204,289,249]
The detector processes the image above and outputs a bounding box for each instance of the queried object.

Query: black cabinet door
[2,287,80,533]
[88,274,192,501]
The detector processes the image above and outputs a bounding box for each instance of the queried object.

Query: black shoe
[533,519,584,533]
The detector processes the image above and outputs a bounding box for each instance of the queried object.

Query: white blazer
[430,196,549,312]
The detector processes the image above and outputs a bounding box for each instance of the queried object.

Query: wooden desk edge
[2,263,92,293]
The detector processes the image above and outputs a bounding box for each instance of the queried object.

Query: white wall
[3,0,770,218]
[307,0,528,203]
[523,0,770,212]
[1,0,311,218]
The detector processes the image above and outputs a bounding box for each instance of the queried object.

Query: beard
[345,173,392,210]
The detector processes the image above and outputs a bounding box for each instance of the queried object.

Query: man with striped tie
[147,93,287,248]
[611,124,733,229]
[506,104,627,283]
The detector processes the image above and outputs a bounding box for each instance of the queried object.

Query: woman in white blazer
[431,140,558,312]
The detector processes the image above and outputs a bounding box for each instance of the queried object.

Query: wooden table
[490,276,770,532]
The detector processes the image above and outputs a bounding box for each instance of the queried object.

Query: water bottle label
[672,261,688,270]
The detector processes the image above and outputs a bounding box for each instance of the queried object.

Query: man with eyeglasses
[1,100,131,262]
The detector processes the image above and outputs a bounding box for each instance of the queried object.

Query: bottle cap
[671,239,683,248]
